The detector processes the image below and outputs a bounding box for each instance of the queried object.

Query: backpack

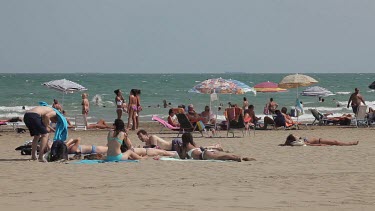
[49,140,68,162]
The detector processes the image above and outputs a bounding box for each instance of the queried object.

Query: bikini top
[116,100,123,106]
[107,132,123,144]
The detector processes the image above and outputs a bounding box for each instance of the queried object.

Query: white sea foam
[336,92,350,95]
[91,94,103,106]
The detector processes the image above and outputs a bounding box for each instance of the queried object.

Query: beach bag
[196,121,206,132]
[49,140,68,162]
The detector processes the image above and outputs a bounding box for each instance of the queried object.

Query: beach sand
[1,123,374,211]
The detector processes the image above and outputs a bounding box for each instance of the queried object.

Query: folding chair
[74,115,87,130]
[151,115,180,133]
[353,105,368,127]
[176,113,202,137]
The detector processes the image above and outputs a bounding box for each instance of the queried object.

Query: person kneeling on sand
[280,134,359,146]
[136,129,223,152]
[178,132,256,162]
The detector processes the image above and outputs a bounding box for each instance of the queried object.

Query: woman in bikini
[178,133,255,162]
[81,93,90,126]
[135,89,142,130]
[106,119,145,161]
[64,137,108,154]
[282,134,359,146]
[114,89,126,120]
[127,89,138,130]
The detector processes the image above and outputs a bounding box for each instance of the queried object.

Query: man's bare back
[149,135,173,150]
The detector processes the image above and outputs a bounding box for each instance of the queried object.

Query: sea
[1,73,374,124]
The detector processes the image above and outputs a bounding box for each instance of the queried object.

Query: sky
[1,0,374,73]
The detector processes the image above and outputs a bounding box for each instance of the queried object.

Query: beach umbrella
[42,79,88,105]
[254,81,287,93]
[301,86,335,97]
[189,78,256,95]
[279,74,318,117]
[369,81,375,89]
[189,78,256,121]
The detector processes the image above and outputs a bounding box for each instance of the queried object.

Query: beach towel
[159,157,229,162]
[295,99,304,115]
[71,160,139,164]
[39,101,68,141]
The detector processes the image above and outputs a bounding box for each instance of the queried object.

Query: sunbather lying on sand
[280,134,359,146]
[64,137,108,154]
[136,129,223,151]
[178,132,256,162]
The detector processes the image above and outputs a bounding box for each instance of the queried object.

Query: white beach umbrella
[42,79,88,105]
[301,86,335,97]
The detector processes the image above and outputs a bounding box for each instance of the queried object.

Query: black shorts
[351,106,358,114]
[23,113,48,136]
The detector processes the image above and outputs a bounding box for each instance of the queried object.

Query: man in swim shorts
[137,129,181,151]
[347,88,366,114]
[137,129,224,152]
[23,106,58,162]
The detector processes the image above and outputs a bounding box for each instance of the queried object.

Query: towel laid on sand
[71,160,139,164]
[159,157,229,162]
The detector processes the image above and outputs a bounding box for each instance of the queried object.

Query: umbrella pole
[294,85,298,124]
[62,93,65,107]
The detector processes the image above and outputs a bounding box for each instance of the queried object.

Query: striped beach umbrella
[254,81,287,93]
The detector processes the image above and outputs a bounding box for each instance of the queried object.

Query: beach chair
[353,105,368,127]
[74,115,87,131]
[151,115,180,133]
[176,113,202,137]
[226,113,247,137]
[309,109,327,126]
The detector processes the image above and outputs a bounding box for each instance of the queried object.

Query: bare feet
[352,141,359,145]
[242,157,256,161]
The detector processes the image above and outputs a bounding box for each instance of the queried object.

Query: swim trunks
[23,112,48,136]
[171,138,182,151]
[351,105,358,114]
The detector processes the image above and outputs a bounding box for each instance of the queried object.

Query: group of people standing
[114,88,142,130]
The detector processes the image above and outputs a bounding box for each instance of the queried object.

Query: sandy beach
[1,123,374,211]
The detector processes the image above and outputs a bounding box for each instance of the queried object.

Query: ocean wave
[335,92,350,95]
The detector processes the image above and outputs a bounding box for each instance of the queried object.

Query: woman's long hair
[181,133,196,150]
[284,134,297,146]
[113,119,125,136]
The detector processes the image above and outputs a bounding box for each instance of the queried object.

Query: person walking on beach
[23,106,58,162]
[114,89,127,119]
[347,88,366,114]
[81,93,90,126]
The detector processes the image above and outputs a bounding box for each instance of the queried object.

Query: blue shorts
[91,145,97,154]
[23,112,48,136]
